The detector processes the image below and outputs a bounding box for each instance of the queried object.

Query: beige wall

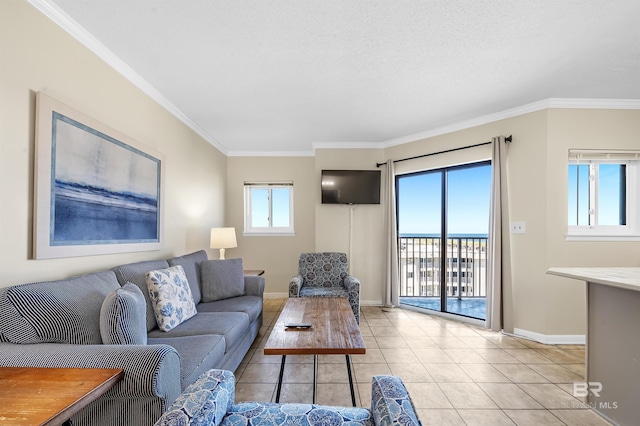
[3,2,639,339]
[226,157,316,295]
[383,109,640,338]
[544,109,640,334]
[314,149,386,304]
[0,1,226,286]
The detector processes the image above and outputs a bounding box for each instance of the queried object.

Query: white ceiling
[36,0,640,155]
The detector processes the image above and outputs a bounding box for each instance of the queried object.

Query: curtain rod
[376,135,512,168]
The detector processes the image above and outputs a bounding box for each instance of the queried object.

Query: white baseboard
[264,292,288,299]
[361,299,383,306]
[513,328,585,345]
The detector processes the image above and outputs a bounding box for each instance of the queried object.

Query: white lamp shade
[210,227,237,249]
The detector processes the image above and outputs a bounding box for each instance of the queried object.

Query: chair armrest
[343,275,360,295]
[155,369,235,426]
[371,376,421,426]
[0,342,181,402]
[244,275,265,297]
[289,274,303,297]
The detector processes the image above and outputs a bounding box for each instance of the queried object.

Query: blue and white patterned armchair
[289,252,360,323]
[155,369,421,426]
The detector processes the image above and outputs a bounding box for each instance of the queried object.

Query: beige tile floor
[234,299,612,425]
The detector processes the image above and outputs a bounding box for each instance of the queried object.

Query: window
[567,150,640,240]
[244,182,294,235]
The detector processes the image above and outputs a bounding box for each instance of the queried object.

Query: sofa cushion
[147,312,249,353]
[146,265,198,332]
[197,295,263,324]
[223,402,373,426]
[201,259,245,302]
[167,250,208,305]
[100,283,148,345]
[112,259,170,332]
[0,271,120,345]
[148,334,226,389]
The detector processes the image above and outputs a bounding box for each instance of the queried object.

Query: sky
[568,163,625,226]
[397,164,491,235]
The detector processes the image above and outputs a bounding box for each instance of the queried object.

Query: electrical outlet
[511,221,526,234]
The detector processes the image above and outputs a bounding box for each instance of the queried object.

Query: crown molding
[312,141,384,150]
[28,0,228,155]
[382,98,640,148]
[545,98,640,109]
[227,150,315,157]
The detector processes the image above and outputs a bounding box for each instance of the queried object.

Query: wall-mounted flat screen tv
[321,170,381,204]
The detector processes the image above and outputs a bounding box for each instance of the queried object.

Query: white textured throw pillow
[145,265,197,332]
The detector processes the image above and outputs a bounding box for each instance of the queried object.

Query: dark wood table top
[264,297,366,356]
[0,367,124,425]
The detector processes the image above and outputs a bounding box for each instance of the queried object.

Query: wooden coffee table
[0,367,123,425]
[264,297,365,406]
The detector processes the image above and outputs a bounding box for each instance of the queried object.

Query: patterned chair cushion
[371,376,421,426]
[100,282,148,345]
[299,252,348,288]
[299,286,348,298]
[223,402,373,426]
[201,259,245,302]
[146,265,198,332]
[156,369,235,426]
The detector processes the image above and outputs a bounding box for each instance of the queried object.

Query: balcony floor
[399,296,487,320]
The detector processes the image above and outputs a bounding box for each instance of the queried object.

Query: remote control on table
[284,322,312,329]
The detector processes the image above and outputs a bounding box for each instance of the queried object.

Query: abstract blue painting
[34,92,163,259]
[51,113,160,245]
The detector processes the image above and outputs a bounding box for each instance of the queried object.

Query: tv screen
[321,170,381,204]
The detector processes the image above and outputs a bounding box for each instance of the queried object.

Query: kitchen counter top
[547,267,640,292]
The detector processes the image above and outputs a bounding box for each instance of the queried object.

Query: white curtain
[487,136,514,332]
[383,159,399,307]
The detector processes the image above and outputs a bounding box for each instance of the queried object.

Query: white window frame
[243,182,295,236]
[567,150,640,241]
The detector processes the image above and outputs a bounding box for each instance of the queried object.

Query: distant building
[398,236,487,298]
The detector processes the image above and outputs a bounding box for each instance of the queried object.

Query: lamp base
[219,248,226,260]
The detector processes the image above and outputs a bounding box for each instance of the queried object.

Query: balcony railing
[398,235,488,300]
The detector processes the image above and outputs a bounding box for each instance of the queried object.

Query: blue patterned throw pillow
[145,265,198,332]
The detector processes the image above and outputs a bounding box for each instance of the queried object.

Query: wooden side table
[243,269,265,276]
[0,367,123,425]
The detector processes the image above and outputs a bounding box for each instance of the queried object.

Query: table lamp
[210,227,237,259]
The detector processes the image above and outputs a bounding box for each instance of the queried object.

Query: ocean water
[52,181,158,244]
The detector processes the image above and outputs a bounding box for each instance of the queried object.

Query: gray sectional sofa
[0,250,264,426]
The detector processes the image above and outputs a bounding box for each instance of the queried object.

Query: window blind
[568,149,640,162]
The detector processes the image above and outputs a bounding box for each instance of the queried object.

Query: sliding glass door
[397,161,491,320]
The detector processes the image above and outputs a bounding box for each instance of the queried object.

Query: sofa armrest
[289,274,303,297]
[244,275,265,297]
[155,369,235,426]
[371,376,421,426]
[0,342,181,402]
